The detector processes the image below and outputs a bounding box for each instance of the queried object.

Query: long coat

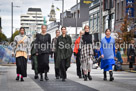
[31,40,38,73]
[127,45,135,63]
[35,33,51,73]
[55,35,73,69]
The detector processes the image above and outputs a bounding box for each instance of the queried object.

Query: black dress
[16,56,27,77]
[36,33,51,73]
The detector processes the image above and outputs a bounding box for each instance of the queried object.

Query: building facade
[103,0,115,32]
[60,0,91,42]
[20,8,44,35]
[115,0,136,32]
[89,0,101,42]
[47,22,60,40]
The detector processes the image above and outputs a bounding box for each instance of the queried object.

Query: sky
[0,0,79,38]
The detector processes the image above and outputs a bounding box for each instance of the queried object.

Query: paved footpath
[0,63,136,91]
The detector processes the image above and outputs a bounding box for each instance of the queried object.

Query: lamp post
[99,0,103,41]
[75,0,78,38]
[11,2,20,41]
[54,0,64,26]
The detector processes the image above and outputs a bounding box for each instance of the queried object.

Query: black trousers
[76,52,81,77]
[16,56,27,77]
[60,59,67,79]
[129,62,133,68]
[54,53,60,77]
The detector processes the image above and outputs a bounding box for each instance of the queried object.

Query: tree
[10,30,19,42]
[0,32,8,42]
[116,15,135,54]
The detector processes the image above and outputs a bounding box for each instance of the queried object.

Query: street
[0,63,136,91]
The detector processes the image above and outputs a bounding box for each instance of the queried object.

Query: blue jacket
[115,51,123,63]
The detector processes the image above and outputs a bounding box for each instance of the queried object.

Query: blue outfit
[115,51,123,63]
[94,49,101,58]
[100,36,115,71]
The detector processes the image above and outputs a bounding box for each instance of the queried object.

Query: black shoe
[40,78,43,81]
[103,78,107,81]
[79,76,82,79]
[34,75,39,79]
[84,75,87,81]
[109,77,114,81]
[88,72,92,80]
[40,73,43,81]
[62,78,65,82]
[109,71,114,81]
[88,75,92,80]
[45,72,49,81]
[103,71,107,81]
[56,76,59,79]
[16,76,19,81]
[20,78,24,82]
[45,76,49,81]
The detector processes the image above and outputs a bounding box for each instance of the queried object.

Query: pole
[11,2,13,41]
[36,11,37,33]
[62,0,64,26]
[76,0,78,38]
[99,0,102,41]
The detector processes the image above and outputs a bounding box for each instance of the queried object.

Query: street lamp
[75,0,78,38]
[54,0,64,26]
[11,2,20,41]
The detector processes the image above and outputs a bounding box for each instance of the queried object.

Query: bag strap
[16,35,27,48]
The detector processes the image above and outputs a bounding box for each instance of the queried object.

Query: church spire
[49,4,56,21]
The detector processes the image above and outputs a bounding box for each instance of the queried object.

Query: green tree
[10,31,19,42]
[0,32,8,42]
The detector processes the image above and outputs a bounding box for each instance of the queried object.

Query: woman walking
[73,30,84,78]
[35,25,51,81]
[80,25,93,81]
[52,30,60,79]
[100,29,115,81]
[12,27,31,82]
[31,36,39,79]
[56,26,73,81]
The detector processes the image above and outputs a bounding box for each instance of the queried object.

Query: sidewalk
[0,63,136,91]
[0,65,44,91]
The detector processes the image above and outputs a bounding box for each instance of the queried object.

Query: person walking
[73,30,84,78]
[80,25,93,81]
[100,29,115,81]
[55,26,73,81]
[52,30,60,79]
[31,35,39,79]
[12,27,31,82]
[35,25,51,81]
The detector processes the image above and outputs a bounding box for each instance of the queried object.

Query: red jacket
[73,37,81,54]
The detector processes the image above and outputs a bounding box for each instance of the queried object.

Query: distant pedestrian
[73,30,84,78]
[80,25,93,81]
[51,30,60,79]
[114,48,123,71]
[12,27,31,82]
[35,25,51,81]
[127,40,135,71]
[100,29,115,81]
[55,26,73,81]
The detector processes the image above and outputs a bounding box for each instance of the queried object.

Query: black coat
[35,33,51,54]
[127,45,135,63]
[55,35,73,69]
